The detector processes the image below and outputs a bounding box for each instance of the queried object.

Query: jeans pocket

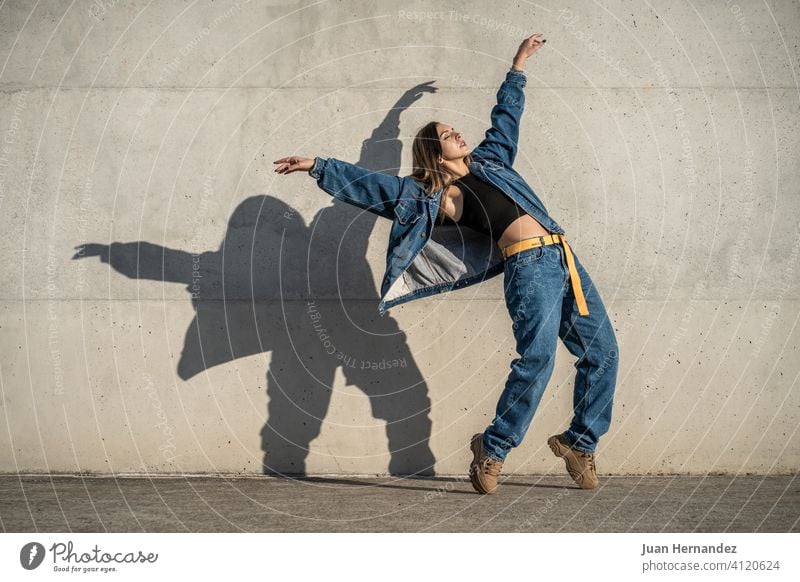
[512,245,545,267]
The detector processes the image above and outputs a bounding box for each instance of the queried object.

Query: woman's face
[436,123,469,161]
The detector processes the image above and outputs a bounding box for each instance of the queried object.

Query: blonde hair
[411,121,473,225]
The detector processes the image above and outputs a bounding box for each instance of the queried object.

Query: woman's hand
[273,156,314,174]
[513,33,546,69]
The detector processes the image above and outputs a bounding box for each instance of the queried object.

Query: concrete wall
[1,0,798,476]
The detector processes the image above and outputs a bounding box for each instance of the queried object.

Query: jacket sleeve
[471,68,527,167]
[308,156,419,220]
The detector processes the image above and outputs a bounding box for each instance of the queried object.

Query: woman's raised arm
[470,34,546,167]
[274,155,419,221]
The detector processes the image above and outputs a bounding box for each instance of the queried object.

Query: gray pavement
[1,475,797,533]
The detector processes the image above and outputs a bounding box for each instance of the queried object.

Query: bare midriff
[442,184,551,250]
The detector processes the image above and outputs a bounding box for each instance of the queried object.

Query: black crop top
[441,172,527,242]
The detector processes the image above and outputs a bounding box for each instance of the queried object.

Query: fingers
[527,33,546,52]
[518,33,545,57]
[273,157,295,174]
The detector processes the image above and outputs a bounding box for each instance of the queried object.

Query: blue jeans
[483,240,619,460]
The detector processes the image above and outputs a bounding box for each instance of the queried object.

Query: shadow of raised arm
[72,241,195,284]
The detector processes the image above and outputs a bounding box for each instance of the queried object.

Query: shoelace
[580,452,596,473]
[482,458,503,477]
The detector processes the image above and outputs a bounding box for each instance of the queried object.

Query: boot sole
[547,435,597,489]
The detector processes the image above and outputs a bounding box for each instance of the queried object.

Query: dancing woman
[274,34,619,493]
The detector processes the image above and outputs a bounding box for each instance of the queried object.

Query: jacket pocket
[393,200,422,225]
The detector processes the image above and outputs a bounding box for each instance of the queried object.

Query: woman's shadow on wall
[72,83,439,477]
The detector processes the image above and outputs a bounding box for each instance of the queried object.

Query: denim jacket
[309,67,566,317]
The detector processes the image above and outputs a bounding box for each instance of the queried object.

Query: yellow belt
[501,234,590,316]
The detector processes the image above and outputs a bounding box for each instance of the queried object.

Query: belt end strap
[556,234,590,317]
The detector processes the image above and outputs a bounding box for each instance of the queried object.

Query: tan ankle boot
[469,433,504,494]
[547,433,599,489]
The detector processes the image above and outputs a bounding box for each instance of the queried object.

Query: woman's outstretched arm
[273,155,418,220]
[471,33,546,167]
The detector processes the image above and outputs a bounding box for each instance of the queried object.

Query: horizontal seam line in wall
[0,86,797,92]
[3,298,760,303]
